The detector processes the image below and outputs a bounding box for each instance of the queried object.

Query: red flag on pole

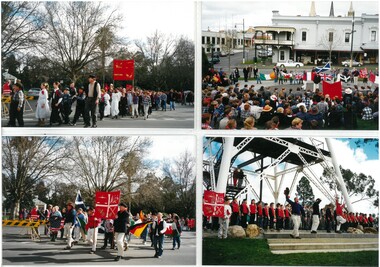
[113,59,135,81]
[95,191,121,219]
[322,80,342,100]
[203,190,225,217]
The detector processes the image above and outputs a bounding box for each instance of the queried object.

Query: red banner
[95,191,121,219]
[203,190,225,217]
[113,59,135,81]
[322,80,342,100]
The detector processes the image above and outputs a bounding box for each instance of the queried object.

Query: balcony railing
[254,39,294,46]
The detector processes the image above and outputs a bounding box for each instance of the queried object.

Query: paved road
[2,102,194,129]
[2,226,196,265]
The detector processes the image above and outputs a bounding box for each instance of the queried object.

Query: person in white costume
[35,82,50,127]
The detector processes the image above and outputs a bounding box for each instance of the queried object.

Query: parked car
[276,60,304,68]
[26,88,41,98]
[341,59,362,67]
[220,50,235,57]
[209,56,220,64]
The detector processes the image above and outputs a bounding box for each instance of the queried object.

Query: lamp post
[235,18,245,64]
[350,13,355,68]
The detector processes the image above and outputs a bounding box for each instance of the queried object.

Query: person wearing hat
[64,201,77,250]
[84,74,101,128]
[113,203,130,261]
[218,197,232,239]
[85,207,101,253]
[311,198,322,234]
[7,82,25,127]
[258,105,273,126]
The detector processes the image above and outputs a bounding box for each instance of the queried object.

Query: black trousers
[8,102,24,126]
[50,106,62,124]
[84,97,97,126]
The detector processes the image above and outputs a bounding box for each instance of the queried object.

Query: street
[2,226,196,265]
[2,101,194,129]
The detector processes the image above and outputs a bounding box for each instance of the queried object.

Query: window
[329,32,333,42]
[202,36,205,44]
[222,38,225,45]
[280,51,285,60]
[217,37,220,45]
[371,31,376,42]
[211,37,215,44]
[302,31,307,41]
[287,32,291,41]
[345,33,350,43]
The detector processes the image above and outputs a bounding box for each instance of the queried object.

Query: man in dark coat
[152,212,168,258]
[113,203,129,261]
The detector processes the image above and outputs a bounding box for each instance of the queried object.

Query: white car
[341,60,362,67]
[276,60,304,68]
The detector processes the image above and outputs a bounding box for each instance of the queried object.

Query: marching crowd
[20,202,193,261]
[206,189,378,239]
[202,67,379,130]
[3,75,194,127]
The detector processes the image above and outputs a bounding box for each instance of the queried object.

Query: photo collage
[1,1,379,266]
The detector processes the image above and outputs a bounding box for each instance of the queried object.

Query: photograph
[201,1,378,130]
[2,135,196,265]
[202,136,378,266]
[1,1,195,129]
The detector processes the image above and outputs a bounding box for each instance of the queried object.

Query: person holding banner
[113,202,129,261]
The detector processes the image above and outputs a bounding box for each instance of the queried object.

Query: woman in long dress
[104,91,111,117]
[35,82,50,126]
[111,88,122,119]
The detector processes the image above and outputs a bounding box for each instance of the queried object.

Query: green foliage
[296,176,315,206]
[322,166,379,207]
[203,238,378,266]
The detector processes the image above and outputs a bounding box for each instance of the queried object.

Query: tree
[296,176,315,206]
[318,30,342,64]
[321,166,378,207]
[62,136,152,199]
[135,30,176,89]
[1,2,44,63]
[2,137,68,219]
[163,150,196,217]
[39,2,121,82]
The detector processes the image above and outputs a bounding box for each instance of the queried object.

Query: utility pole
[350,13,355,68]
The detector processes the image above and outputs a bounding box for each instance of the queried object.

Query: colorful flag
[322,80,342,100]
[315,62,331,73]
[164,224,173,235]
[359,68,368,79]
[75,190,86,211]
[113,59,135,81]
[78,216,87,234]
[203,190,225,218]
[95,191,121,219]
[369,72,376,83]
[260,73,266,80]
[129,222,152,237]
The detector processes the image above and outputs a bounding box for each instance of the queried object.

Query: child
[70,87,86,126]
[61,88,72,124]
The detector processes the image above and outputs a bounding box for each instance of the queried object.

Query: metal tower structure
[203,137,354,212]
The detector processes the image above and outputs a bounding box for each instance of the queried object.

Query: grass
[203,237,379,266]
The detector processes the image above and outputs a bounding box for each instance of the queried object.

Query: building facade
[269,2,378,65]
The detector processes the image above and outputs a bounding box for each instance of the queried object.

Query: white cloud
[354,148,368,163]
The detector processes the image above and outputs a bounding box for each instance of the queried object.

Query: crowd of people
[204,191,378,239]
[202,67,379,130]
[19,202,194,261]
[3,75,194,127]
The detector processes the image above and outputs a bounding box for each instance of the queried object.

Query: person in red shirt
[240,199,250,228]
[249,199,257,225]
[276,203,284,231]
[335,197,346,233]
[257,201,263,228]
[263,203,269,230]
[230,198,240,226]
[269,203,276,231]
[284,204,291,230]
[85,207,101,253]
